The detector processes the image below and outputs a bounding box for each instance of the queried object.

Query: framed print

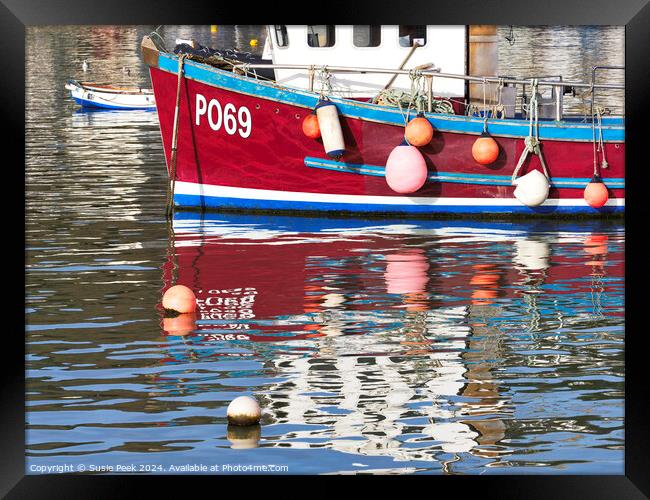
[5,0,649,497]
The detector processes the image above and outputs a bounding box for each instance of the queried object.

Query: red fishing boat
[142,26,624,216]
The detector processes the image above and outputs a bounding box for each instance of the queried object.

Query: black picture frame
[5,0,648,497]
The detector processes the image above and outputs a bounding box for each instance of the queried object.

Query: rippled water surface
[26,26,624,475]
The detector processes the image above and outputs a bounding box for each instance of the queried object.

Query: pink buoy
[162,284,197,314]
[385,141,428,194]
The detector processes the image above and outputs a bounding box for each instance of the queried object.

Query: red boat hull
[147,53,624,215]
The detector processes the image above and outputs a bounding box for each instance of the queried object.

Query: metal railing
[590,66,625,116]
[232,62,625,91]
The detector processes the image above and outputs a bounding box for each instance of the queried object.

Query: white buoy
[513,170,549,207]
[82,60,89,72]
[315,99,345,159]
[227,396,261,426]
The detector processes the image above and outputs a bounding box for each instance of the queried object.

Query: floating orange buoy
[405,113,434,147]
[385,140,428,194]
[472,132,500,165]
[162,284,197,314]
[584,175,609,208]
[302,112,321,139]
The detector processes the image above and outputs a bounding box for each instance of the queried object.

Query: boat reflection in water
[159,212,623,473]
[70,107,158,129]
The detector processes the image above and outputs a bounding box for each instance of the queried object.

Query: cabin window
[307,25,336,47]
[353,25,381,47]
[274,25,288,47]
[398,25,427,47]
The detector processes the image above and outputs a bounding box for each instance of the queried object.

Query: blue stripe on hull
[174,193,623,216]
[174,210,621,233]
[156,52,625,142]
[304,157,626,189]
[73,97,156,110]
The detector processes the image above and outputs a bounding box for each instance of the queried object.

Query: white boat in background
[64,79,156,110]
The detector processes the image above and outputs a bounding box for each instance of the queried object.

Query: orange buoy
[584,175,609,208]
[405,113,434,147]
[302,112,321,139]
[472,132,500,165]
[385,140,428,194]
[162,284,197,314]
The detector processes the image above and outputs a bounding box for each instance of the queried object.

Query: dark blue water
[26,25,624,475]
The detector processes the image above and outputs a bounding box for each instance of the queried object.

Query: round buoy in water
[385,141,428,194]
[162,285,197,314]
[513,170,549,207]
[584,175,609,208]
[249,39,258,47]
[302,112,321,139]
[405,113,434,147]
[315,99,346,159]
[227,396,261,426]
[472,132,500,165]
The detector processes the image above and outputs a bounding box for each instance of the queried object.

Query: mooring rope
[482,78,489,133]
[165,54,186,219]
[165,216,178,287]
[511,79,550,184]
[594,105,609,173]
[375,69,454,123]
[318,67,333,99]
[493,78,506,119]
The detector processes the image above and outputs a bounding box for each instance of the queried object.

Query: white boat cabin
[263,25,466,99]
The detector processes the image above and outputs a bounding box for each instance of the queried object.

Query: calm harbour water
[26,26,624,475]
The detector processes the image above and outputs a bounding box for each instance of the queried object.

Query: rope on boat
[594,105,609,174]
[317,67,333,98]
[493,78,507,119]
[165,216,178,287]
[375,70,454,119]
[511,79,550,184]
[482,78,489,133]
[149,27,168,52]
[166,54,186,219]
[467,78,507,120]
